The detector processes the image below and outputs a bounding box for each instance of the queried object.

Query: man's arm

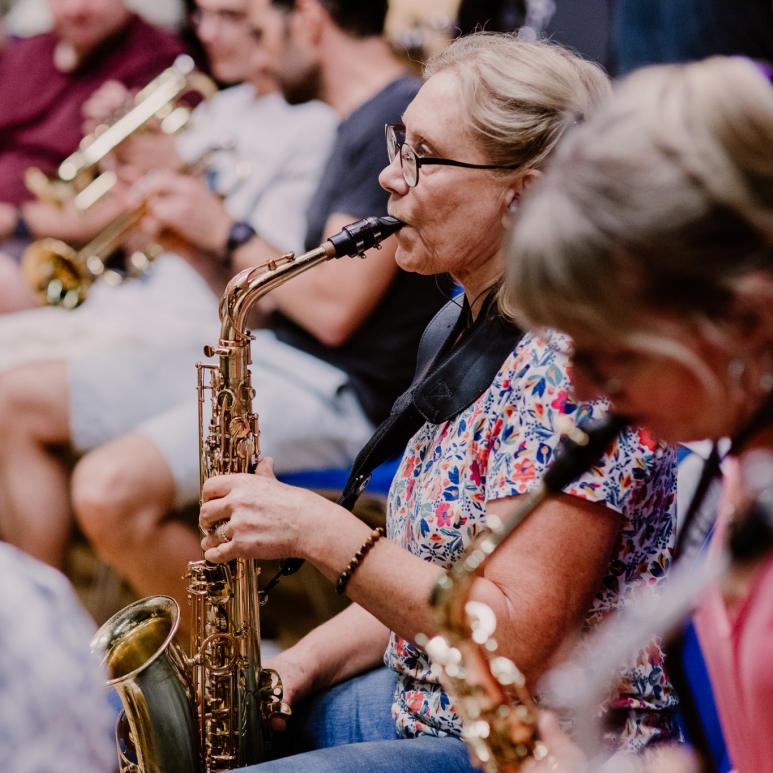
[139,173,400,346]
[242,212,399,347]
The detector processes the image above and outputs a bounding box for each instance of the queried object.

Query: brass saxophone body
[421,416,625,772]
[91,215,403,773]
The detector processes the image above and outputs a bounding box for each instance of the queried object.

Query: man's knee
[0,361,69,443]
[72,434,177,552]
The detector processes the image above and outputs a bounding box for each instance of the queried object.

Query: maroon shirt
[0,15,185,205]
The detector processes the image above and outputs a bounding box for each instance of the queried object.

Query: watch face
[228,222,257,250]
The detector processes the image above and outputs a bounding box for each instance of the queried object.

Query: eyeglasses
[385,124,519,188]
[552,337,651,397]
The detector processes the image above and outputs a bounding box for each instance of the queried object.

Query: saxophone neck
[217,215,404,342]
[219,244,334,341]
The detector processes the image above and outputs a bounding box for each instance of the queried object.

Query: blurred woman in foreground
[504,56,773,773]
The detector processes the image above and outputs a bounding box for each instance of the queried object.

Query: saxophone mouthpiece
[327,216,405,258]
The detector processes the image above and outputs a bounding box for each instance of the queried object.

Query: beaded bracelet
[336,527,386,595]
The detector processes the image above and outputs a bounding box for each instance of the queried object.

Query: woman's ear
[503,170,543,221]
[519,169,543,194]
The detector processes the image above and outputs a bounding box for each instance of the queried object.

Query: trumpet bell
[21,237,91,309]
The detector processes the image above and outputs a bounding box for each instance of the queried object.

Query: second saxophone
[420,415,625,772]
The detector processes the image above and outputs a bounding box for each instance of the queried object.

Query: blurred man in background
[0,0,184,213]
[0,0,340,583]
[55,0,443,634]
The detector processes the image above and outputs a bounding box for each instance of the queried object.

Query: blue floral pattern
[384,331,678,750]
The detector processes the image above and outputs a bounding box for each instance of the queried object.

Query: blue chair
[671,445,731,772]
[673,620,732,773]
[277,457,402,498]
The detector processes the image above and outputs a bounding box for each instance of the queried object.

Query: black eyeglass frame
[385,124,519,188]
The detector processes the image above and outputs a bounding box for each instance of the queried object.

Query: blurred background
[5,0,772,77]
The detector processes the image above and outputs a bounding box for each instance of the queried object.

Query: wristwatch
[13,211,31,241]
[223,221,257,269]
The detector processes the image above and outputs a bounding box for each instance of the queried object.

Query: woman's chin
[394,245,429,275]
[637,414,720,445]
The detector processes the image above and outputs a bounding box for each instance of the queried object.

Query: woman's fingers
[534,712,588,772]
[255,457,276,478]
[202,473,240,503]
[199,498,233,532]
[204,539,238,564]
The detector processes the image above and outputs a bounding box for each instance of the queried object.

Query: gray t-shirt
[270,76,449,425]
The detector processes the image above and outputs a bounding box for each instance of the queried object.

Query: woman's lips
[387,210,408,227]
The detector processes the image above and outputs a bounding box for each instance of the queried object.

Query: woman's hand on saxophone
[199,457,330,564]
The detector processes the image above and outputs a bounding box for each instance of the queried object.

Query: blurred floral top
[383,330,678,751]
[0,543,114,773]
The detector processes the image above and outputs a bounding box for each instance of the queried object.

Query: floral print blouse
[383,331,678,751]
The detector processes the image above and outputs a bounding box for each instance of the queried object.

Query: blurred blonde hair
[423,33,611,173]
[501,56,773,341]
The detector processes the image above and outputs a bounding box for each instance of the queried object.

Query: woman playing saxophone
[502,55,773,773]
[196,33,678,773]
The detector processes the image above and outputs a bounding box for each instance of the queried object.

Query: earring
[502,194,520,227]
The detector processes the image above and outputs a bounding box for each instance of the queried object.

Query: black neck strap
[339,292,524,511]
[267,292,524,594]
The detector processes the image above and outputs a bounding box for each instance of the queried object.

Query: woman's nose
[571,370,606,404]
[379,153,409,196]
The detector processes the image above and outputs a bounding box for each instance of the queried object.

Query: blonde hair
[501,56,773,341]
[423,33,611,173]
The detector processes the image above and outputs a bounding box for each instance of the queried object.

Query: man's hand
[134,170,233,255]
[0,203,17,241]
[82,81,183,173]
[82,80,131,134]
[21,183,132,245]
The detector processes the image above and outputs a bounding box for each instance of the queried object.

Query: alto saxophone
[419,415,624,773]
[91,215,403,773]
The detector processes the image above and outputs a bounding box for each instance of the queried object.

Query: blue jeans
[245,668,482,772]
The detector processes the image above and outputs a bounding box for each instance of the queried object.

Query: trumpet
[21,143,232,309]
[420,415,625,772]
[25,54,216,210]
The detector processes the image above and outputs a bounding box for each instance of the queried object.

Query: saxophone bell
[91,596,199,773]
